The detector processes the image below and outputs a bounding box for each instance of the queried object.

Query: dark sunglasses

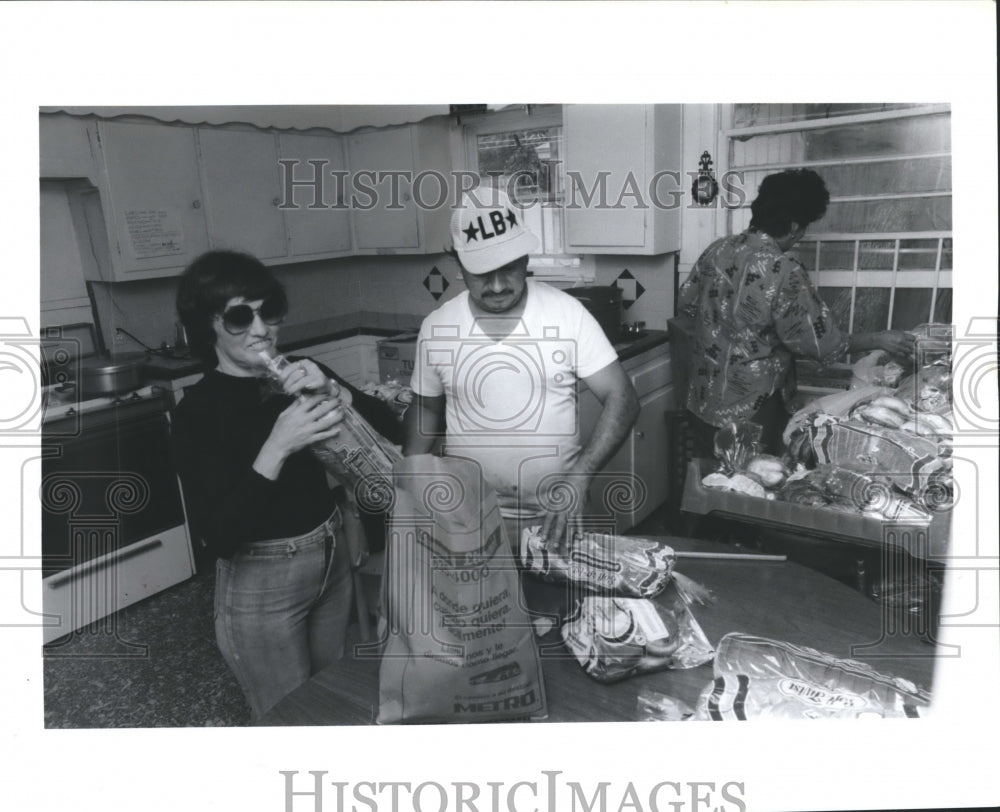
[219,298,286,334]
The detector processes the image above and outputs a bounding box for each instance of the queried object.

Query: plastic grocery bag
[377,454,547,724]
[560,584,714,684]
[692,633,930,720]
[520,527,676,599]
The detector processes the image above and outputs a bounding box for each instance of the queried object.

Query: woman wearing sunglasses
[171,249,401,720]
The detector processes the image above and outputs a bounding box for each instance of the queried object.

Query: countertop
[143,324,669,381]
[257,534,936,726]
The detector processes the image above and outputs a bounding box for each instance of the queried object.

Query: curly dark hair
[749,169,830,238]
[175,250,287,364]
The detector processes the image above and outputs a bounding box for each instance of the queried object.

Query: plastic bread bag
[560,584,715,685]
[520,527,676,599]
[692,632,931,720]
[377,454,547,724]
[259,350,402,510]
[713,420,762,474]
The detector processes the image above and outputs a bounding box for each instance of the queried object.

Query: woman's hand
[874,330,918,358]
[254,393,344,480]
[275,358,335,398]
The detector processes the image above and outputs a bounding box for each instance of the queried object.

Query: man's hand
[539,470,592,555]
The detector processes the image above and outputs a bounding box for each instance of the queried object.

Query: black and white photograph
[3,3,998,812]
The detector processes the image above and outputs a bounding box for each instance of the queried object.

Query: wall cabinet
[91,120,211,280]
[197,128,288,260]
[346,120,452,255]
[65,114,454,279]
[578,344,675,533]
[564,104,682,255]
[277,133,353,257]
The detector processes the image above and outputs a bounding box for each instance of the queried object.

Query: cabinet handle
[192,199,201,209]
[635,430,645,438]
[46,538,165,589]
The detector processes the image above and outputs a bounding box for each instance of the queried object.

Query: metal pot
[79,353,147,397]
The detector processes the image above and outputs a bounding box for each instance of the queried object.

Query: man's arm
[540,360,640,548]
[402,393,446,456]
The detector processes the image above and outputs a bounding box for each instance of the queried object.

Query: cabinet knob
[635,429,645,439]
[192,199,201,209]
[402,191,411,203]
[272,197,281,207]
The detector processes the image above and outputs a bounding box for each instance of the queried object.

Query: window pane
[476,127,563,202]
[892,289,933,330]
[852,287,891,333]
[731,114,951,166]
[810,196,952,233]
[898,239,945,271]
[932,289,952,324]
[732,103,933,128]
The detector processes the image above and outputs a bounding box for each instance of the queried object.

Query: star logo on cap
[463,222,479,243]
[506,209,518,228]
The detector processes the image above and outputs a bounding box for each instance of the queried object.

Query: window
[723,103,952,333]
[460,105,594,282]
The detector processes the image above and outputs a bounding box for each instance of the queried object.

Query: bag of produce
[561,586,714,684]
[895,360,952,415]
[806,419,946,496]
[692,632,931,720]
[377,454,547,724]
[520,527,676,599]
[850,350,907,389]
[713,420,762,474]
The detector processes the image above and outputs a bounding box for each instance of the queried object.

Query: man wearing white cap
[403,187,640,550]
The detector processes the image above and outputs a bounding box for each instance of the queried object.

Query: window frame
[456,105,595,282]
[716,103,953,331]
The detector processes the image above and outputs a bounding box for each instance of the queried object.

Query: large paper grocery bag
[377,454,547,724]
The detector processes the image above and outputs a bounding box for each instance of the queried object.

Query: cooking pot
[563,285,622,343]
[78,352,147,397]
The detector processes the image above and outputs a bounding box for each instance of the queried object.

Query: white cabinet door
[565,104,648,249]
[277,133,353,257]
[630,384,674,529]
[96,121,210,277]
[198,128,288,260]
[40,183,91,321]
[347,127,420,250]
[564,104,682,255]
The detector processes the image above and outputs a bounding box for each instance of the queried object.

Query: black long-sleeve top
[170,358,401,559]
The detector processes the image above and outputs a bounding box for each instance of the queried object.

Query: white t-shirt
[413,280,619,518]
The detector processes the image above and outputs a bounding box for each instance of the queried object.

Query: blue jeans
[214,510,353,719]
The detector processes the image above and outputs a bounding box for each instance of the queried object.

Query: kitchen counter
[142,325,669,381]
[257,535,935,726]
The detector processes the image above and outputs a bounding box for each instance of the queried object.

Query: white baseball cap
[450,187,539,275]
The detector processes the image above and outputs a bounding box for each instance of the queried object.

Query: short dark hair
[176,250,287,363]
[749,169,830,238]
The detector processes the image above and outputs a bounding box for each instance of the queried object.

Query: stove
[41,384,167,428]
[40,380,194,645]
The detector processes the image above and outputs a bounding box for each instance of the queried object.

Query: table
[257,536,937,726]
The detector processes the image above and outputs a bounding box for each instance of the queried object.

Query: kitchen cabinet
[579,343,674,533]
[563,104,682,255]
[48,114,456,278]
[277,133,353,257]
[40,181,92,325]
[90,120,211,280]
[197,128,288,260]
[346,121,452,254]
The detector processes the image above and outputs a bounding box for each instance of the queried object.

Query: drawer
[42,524,194,644]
